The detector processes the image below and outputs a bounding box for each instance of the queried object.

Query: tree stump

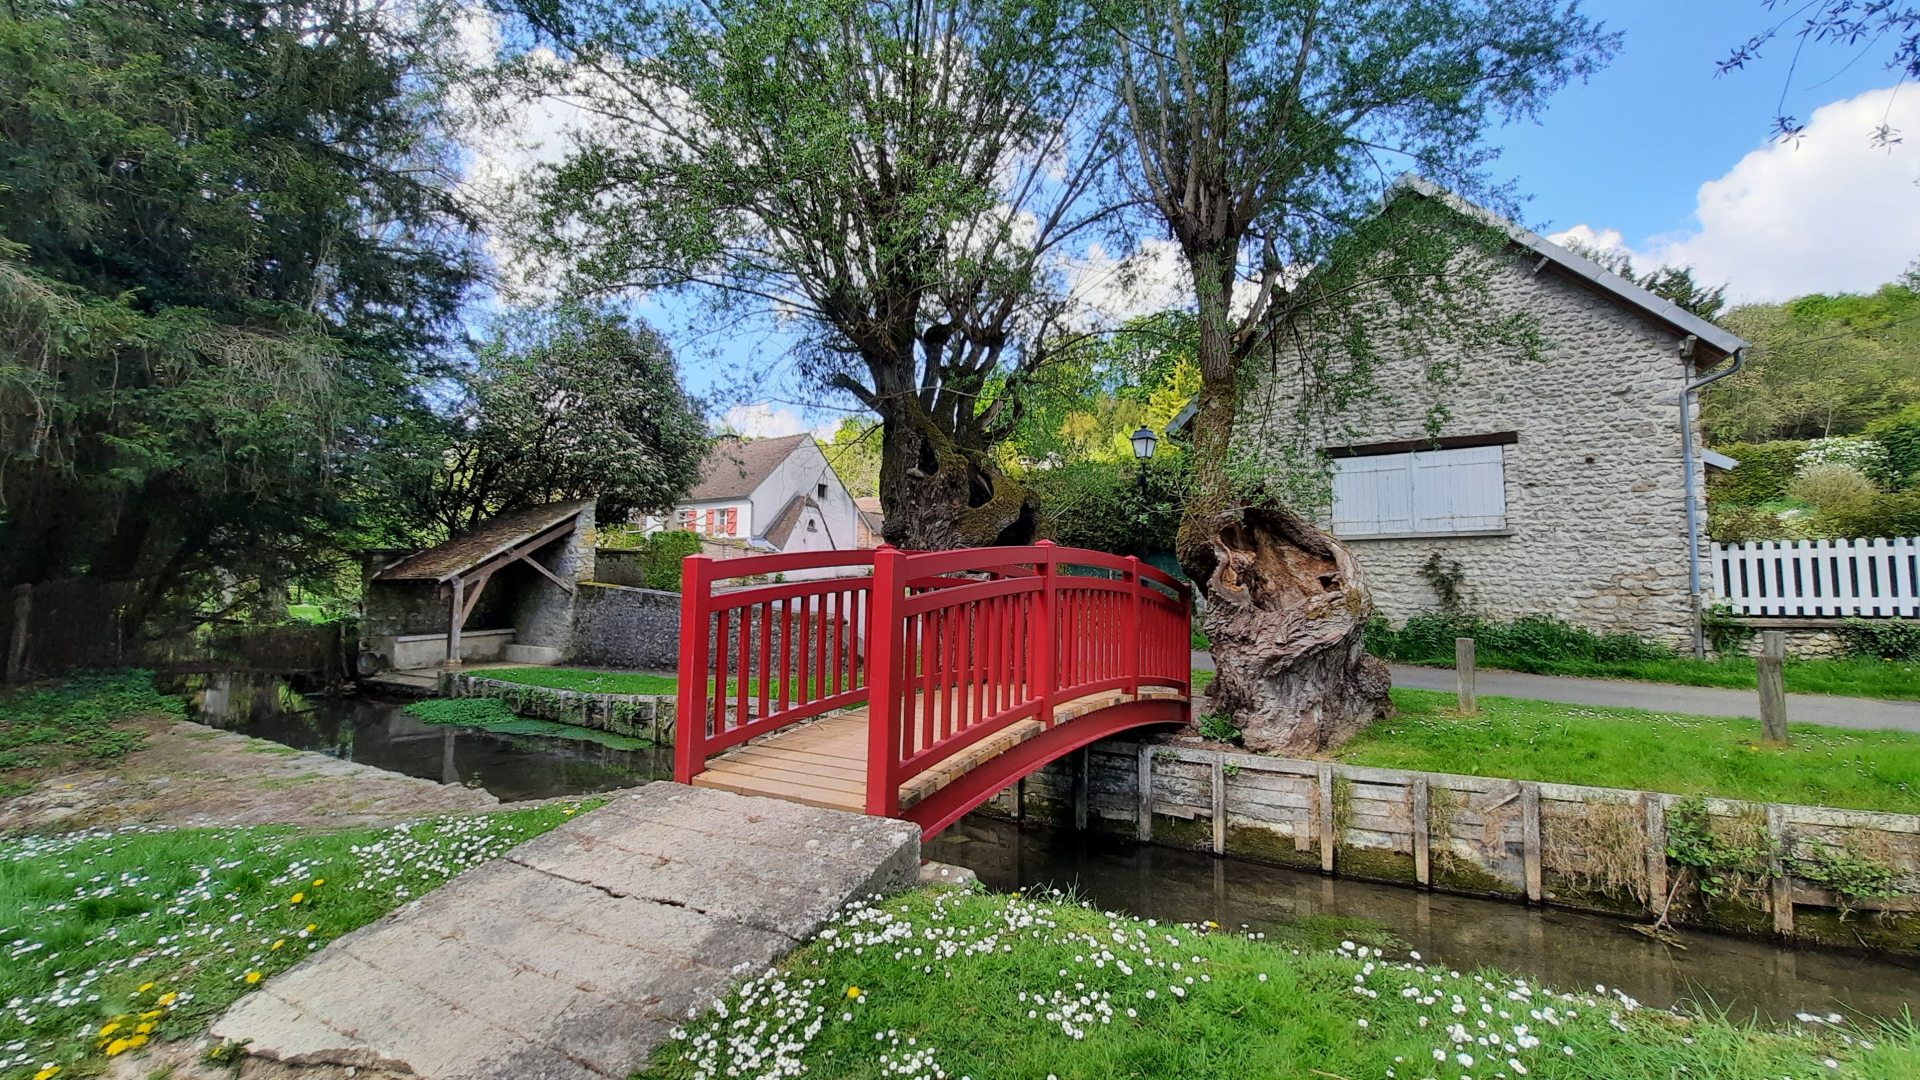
[1199,506,1390,754]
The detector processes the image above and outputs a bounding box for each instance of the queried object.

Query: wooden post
[1521,783,1543,903]
[446,577,464,668]
[673,554,716,784]
[1318,763,1336,874]
[1757,631,1788,745]
[6,583,29,683]
[1412,777,1432,888]
[865,547,904,817]
[1136,745,1154,842]
[1455,637,1477,715]
[1768,804,1794,937]
[1073,747,1089,831]
[1644,795,1667,914]
[1210,756,1227,856]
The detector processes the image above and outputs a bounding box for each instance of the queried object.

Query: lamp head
[1130,425,1158,462]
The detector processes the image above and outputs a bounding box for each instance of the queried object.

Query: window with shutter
[1330,443,1507,537]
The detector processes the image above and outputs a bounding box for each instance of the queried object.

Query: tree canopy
[0,0,479,623]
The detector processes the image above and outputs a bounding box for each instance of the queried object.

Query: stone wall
[1729,619,1849,659]
[1243,248,1711,645]
[513,503,596,652]
[571,583,681,669]
[445,672,674,743]
[989,737,1920,954]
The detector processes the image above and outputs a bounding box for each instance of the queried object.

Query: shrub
[1366,613,1673,666]
[1811,489,1920,541]
[1838,617,1920,661]
[639,530,706,591]
[1706,440,1806,505]
[1025,453,1188,555]
[1787,462,1878,516]
[1866,404,1920,489]
[1796,435,1892,484]
[1708,503,1804,544]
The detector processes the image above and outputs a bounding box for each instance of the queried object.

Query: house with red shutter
[649,434,859,558]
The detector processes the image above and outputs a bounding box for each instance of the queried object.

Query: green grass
[403,698,653,750]
[0,800,597,1077]
[642,888,1919,1080]
[1394,652,1920,701]
[1332,688,1920,813]
[468,666,679,696]
[0,672,184,797]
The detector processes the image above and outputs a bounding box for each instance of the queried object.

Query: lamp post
[1130,424,1158,491]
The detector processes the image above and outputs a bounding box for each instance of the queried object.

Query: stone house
[646,434,860,562]
[1227,179,1747,647]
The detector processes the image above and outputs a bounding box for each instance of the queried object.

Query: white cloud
[1549,85,1920,303]
[721,403,837,440]
[1065,239,1192,324]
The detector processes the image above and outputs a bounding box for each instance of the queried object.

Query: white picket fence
[1709,537,1920,618]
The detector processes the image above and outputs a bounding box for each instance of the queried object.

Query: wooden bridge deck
[692,687,1188,814]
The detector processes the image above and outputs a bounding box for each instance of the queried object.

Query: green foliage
[1797,436,1894,485]
[1809,488,1920,540]
[0,803,593,1073]
[402,698,652,750]
[1664,796,1774,903]
[410,304,708,535]
[474,667,680,696]
[1705,274,1920,444]
[1197,713,1243,744]
[1707,440,1809,505]
[1787,462,1879,516]
[1024,454,1189,555]
[1343,690,1920,814]
[0,671,182,794]
[823,419,883,500]
[1866,404,1920,486]
[1367,613,1672,668]
[1562,241,1726,319]
[0,0,478,618]
[1700,601,1756,655]
[1006,312,1202,468]
[638,531,706,591]
[1792,842,1903,916]
[1839,618,1920,662]
[1416,553,1467,615]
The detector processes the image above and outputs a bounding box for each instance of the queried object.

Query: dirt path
[0,714,499,836]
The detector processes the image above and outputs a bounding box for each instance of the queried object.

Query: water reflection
[173,673,669,802]
[927,814,1920,1024]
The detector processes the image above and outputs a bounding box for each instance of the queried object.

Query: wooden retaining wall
[986,739,1920,954]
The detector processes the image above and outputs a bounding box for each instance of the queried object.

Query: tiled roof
[688,434,811,501]
[762,493,819,547]
[374,500,592,583]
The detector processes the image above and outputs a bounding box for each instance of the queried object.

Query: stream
[188,676,1920,1025]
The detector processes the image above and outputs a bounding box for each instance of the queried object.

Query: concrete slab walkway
[1193,650,1920,733]
[211,784,920,1080]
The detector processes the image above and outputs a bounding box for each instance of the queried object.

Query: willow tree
[1107,0,1616,752]
[497,0,1116,548]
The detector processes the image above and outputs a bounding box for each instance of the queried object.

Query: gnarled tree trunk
[1199,504,1390,754]
[878,405,1037,550]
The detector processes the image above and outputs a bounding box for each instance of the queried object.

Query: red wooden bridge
[673,542,1192,837]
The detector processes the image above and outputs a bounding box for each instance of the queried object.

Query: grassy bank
[468,666,678,695]
[644,888,1918,1080]
[0,672,183,798]
[403,697,654,750]
[1332,689,1920,813]
[0,801,594,1077]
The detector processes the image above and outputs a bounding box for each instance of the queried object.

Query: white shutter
[1331,455,1412,535]
[1411,445,1506,532]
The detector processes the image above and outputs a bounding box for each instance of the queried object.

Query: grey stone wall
[594,549,648,589]
[572,583,681,669]
[513,503,596,651]
[1244,248,1708,645]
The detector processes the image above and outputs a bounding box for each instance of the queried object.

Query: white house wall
[1243,249,1707,645]
[750,439,859,552]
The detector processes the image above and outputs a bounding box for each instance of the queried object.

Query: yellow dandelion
[135,981,154,993]
[289,892,305,905]
[32,1065,60,1080]
[127,1034,148,1050]
[845,986,862,1000]
[135,1021,156,1035]
[104,1038,131,1057]
[312,877,325,886]
[98,1019,123,1038]
[271,939,285,950]
[245,971,263,985]
[139,1010,162,1020]
[305,923,318,933]
[155,991,178,1007]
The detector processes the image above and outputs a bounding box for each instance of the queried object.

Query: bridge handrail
[674,540,1192,816]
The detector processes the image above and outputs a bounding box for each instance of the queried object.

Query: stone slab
[211,783,920,1080]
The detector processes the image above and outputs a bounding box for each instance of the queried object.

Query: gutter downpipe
[1680,340,1745,658]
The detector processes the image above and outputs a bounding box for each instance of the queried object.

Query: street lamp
[1130,423,1158,507]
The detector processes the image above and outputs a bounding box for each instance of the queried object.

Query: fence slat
[1710,536,1919,619]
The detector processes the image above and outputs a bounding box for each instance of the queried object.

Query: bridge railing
[674,542,1192,816]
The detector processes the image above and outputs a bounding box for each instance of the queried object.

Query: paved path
[212,784,920,1080]
[1192,651,1920,733]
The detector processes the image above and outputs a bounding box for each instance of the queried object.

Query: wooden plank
[1318,763,1336,873]
[1137,745,1154,842]
[1456,637,1476,714]
[1210,757,1226,855]
[1768,804,1794,936]
[723,746,868,781]
[1412,778,1431,887]
[700,760,866,796]
[1644,794,1667,908]
[1758,631,1788,744]
[1521,783,1542,903]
